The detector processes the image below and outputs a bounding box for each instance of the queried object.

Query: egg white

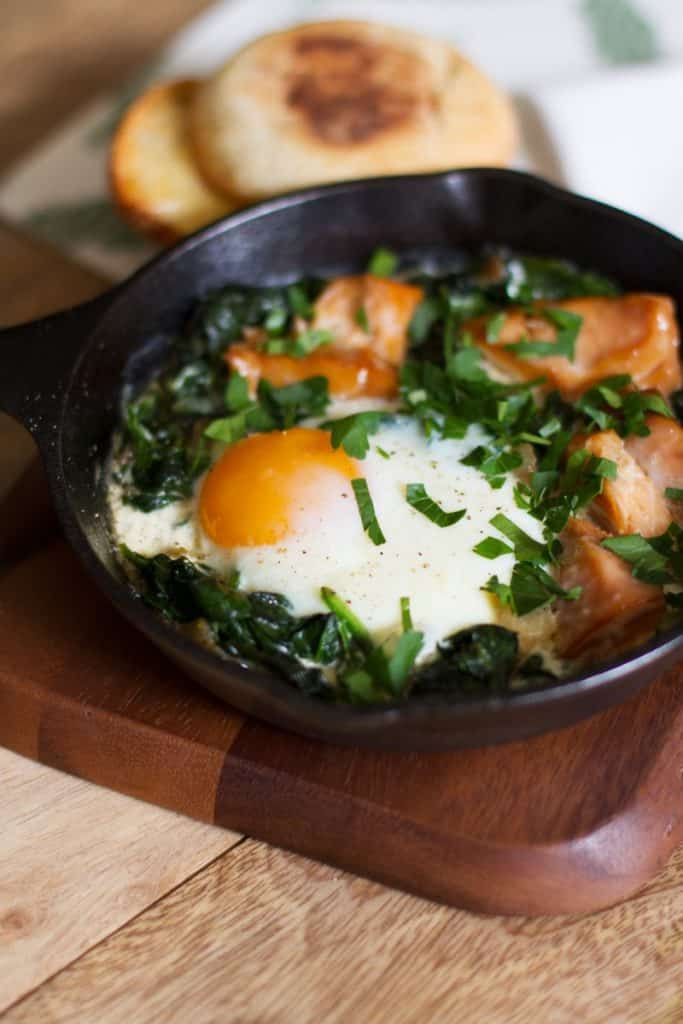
[110,407,548,666]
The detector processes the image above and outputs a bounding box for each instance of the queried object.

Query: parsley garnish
[600,525,683,607]
[354,305,370,332]
[514,448,617,535]
[485,311,506,342]
[601,534,673,585]
[204,408,254,445]
[287,283,314,320]
[504,308,583,361]
[321,589,424,700]
[205,375,330,443]
[351,478,386,545]
[409,297,441,346]
[264,306,288,336]
[225,372,250,410]
[460,447,524,489]
[264,328,333,358]
[400,595,413,631]
[484,563,581,616]
[367,247,399,277]
[489,513,549,563]
[405,483,466,527]
[666,488,683,501]
[575,376,673,437]
[325,411,386,458]
[473,536,514,559]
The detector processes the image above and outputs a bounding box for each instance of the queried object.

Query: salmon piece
[556,518,665,661]
[626,414,683,524]
[311,274,424,366]
[226,342,398,399]
[569,430,671,537]
[468,294,681,399]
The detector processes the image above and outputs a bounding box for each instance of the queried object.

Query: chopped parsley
[485,311,506,342]
[367,246,399,277]
[321,589,424,700]
[488,513,549,563]
[405,483,466,528]
[264,328,333,357]
[400,595,413,631]
[574,376,673,436]
[601,534,673,585]
[473,537,514,559]
[354,305,370,332]
[408,296,441,346]
[325,411,386,459]
[514,448,617,535]
[351,478,386,546]
[287,282,314,320]
[503,308,583,361]
[484,563,581,616]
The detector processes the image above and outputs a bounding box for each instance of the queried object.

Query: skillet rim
[48,168,683,746]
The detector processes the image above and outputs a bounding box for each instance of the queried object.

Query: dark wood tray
[1,463,681,916]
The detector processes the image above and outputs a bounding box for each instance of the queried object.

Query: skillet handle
[0,291,115,436]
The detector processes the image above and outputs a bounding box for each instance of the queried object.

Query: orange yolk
[225,343,398,399]
[199,427,360,548]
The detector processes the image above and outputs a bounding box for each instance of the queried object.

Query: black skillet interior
[3,168,683,750]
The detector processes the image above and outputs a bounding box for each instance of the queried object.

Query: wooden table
[2,3,683,1020]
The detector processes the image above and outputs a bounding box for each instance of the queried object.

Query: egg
[110,403,546,665]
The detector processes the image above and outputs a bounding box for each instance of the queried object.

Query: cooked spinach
[411,625,519,696]
[124,549,339,696]
[118,281,328,511]
[125,550,541,702]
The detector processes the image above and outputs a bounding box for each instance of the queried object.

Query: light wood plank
[0,748,240,1014]
[1,0,213,171]
[6,839,683,1024]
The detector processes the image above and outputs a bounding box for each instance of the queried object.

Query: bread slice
[190,20,518,201]
[110,78,238,244]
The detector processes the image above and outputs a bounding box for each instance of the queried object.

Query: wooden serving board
[2,463,683,917]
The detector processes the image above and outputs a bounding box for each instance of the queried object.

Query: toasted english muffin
[190,20,518,201]
[110,78,238,244]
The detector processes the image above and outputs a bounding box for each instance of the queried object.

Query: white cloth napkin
[526,61,683,239]
[1,0,681,282]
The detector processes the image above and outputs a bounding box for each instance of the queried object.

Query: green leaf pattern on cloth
[24,199,147,250]
[581,0,659,64]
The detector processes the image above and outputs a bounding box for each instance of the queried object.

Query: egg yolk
[199,427,360,548]
[225,343,398,398]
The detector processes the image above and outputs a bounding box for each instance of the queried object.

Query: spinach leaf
[124,550,339,697]
[412,625,518,695]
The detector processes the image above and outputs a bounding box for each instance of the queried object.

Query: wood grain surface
[2,1,683,1021]
[0,750,240,1014]
[1,481,683,917]
[7,841,683,1024]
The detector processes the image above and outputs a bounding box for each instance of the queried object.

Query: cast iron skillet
[2,169,683,751]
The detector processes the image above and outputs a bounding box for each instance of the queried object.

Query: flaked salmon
[556,518,666,661]
[569,430,671,537]
[468,294,681,399]
[312,274,423,366]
